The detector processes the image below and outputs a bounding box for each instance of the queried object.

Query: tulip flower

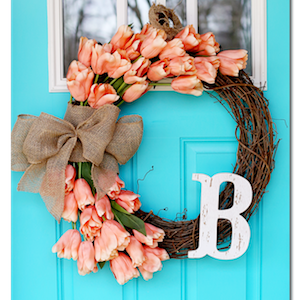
[73,178,95,211]
[124,34,143,60]
[138,245,169,281]
[106,174,125,200]
[77,241,98,276]
[115,190,141,213]
[62,192,78,223]
[80,206,103,241]
[52,229,81,260]
[171,75,204,96]
[147,59,170,81]
[106,49,132,79]
[169,55,197,76]
[91,43,114,75]
[122,81,150,103]
[78,37,97,68]
[123,57,151,84]
[191,32,220,55]
[66,61,94,102]
[217,50,248,76]
[110,252,140,285]
[65,164,76,195]
[194,56,220,70]
[133,223,165,248]
[175,25,202,51]
[95,194,114,220]
[110,25,134,52]
[94,220,130,262]
[126,236,146,267]
[140,26,167,59]
[159,38,186,60]
[87,83,119,109]
[194,58,219,84]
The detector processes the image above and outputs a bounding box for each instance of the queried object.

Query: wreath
[11,4,276,285]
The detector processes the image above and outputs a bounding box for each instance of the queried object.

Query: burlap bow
[11,104,143,221]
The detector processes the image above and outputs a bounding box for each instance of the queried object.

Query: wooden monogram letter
[188,173,252,260]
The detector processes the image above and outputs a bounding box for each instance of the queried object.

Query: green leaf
[111,208,126,229]
[98,261,106,269]
[111,201,131,215]
[112,208,147,236]
[81,162,96,194]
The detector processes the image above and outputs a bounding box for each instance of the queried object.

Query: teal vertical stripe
[0,171,10,299]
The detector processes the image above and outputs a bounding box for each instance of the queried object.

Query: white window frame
[47,0,267,92]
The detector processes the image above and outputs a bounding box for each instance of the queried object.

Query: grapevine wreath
[11,4,277,285]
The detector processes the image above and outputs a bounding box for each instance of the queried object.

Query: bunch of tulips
[52,165,170,284]
[66,23,248,107]
[52,22,248,285]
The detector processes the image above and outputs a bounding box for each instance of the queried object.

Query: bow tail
[92,153,119,200]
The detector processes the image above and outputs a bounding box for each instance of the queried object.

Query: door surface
[11,0,290,299]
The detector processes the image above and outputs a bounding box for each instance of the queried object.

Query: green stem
[83,100,89,106]
[132,54,142,64]
[117,82,128,94]
[80,101,84,106]
[103,75,110,83]
[69,95,72,104]
[116,100,124,107]
[72,222,76,229]
[102,215,107,221]
[109,78,118,86]
[94,74,99,84]
[78,162,82,179]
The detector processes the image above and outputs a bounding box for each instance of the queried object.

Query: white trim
[47,0,267,92]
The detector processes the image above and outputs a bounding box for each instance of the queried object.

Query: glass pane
[127,0,151,33]
[197,0,252,75]
[63,0,117,77]
[166,0,187,27]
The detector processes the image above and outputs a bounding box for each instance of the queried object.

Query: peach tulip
[123,57,151,84]
[191,32,220,55]
[169,55,197,76]
[77,241,98,276]
[94,220,130,262]
[80,206,103,241]
[91,43,114,75]
[138,245,169,280]
[115,190,141,213]
[175,25,202,51]
[147,59,170,81]
[122,81,150,103]
[133,223,165,248]
[78,37,97,68]
[62,192,78,223]
[110,252,140,285]
[73,178,95,211]
[194,56,220,70]
[65,164,76,195]
[52,229,81,260]
[126,236,146,267]
[140,26,167,59]
[95,194,114,220]
[87,83,119,109]
[106,49,132,78]
[66,61,94,102]
[217,50,248,76]
[106,175,125,200]
[110,25,134,52]
[124,34,143,60]
[171,75,204,96]
[159,38,186,60]
[194,59,218,84]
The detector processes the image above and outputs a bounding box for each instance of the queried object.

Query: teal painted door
[11,0,290,299]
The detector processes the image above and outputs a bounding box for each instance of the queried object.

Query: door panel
[11,0,290,299]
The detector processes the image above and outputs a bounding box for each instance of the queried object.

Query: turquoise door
[11,0,290,299]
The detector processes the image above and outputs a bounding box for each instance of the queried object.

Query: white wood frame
[47,0,267,92]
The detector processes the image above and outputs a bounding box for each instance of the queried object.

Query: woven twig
[136,71,278,259]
